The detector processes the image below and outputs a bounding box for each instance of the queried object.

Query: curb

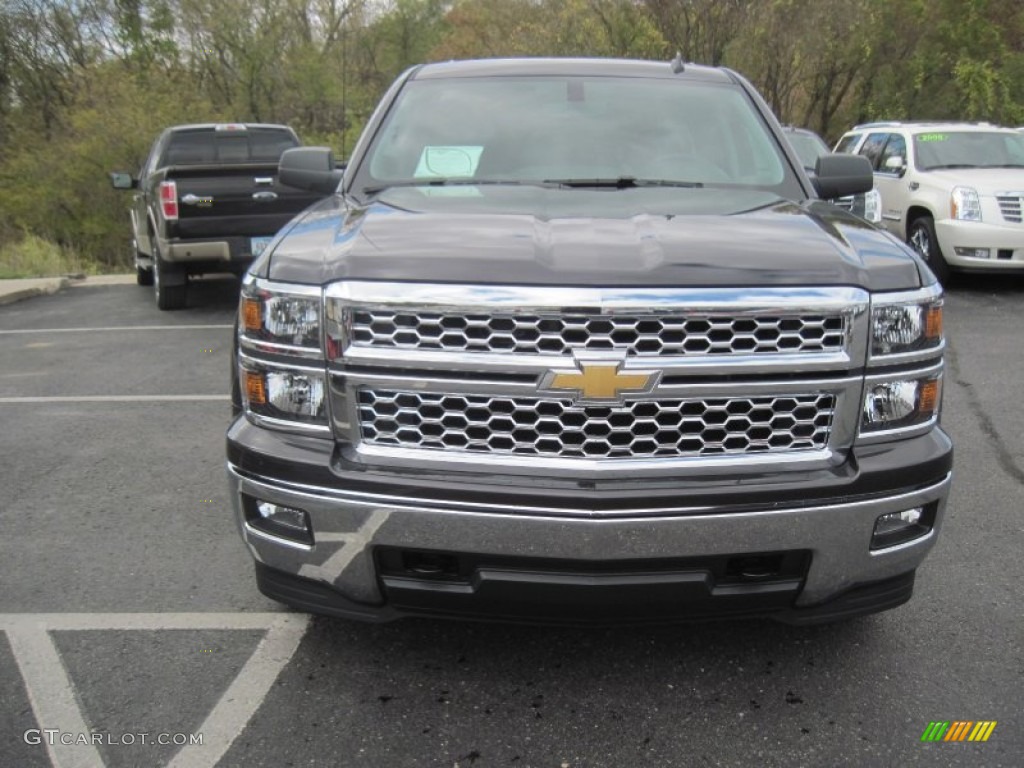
[69,274,137,288]
[0,277,70,307]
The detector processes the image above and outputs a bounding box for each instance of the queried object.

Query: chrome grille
[349,310,847,356]
[358,390,835,459]
[996,194,1022,223]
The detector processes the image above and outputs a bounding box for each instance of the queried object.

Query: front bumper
[935,219,1024,270]
[227,422,953,624]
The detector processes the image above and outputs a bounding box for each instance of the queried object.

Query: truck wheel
[154,251,187,310]
[908,216,951,285]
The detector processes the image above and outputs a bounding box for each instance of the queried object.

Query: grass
[0,235,108,279]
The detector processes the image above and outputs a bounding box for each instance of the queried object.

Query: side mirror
[812,154,873,199]
[110,172,137,190]
[279,147,344,194]
[883,155,906,176]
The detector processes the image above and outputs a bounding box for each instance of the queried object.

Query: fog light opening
[244,496,314,545]
[953,247,991,259]
[871,505,934,551]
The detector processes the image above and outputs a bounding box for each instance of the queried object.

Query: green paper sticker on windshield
[414,146,483,178]
[916,133,948,142]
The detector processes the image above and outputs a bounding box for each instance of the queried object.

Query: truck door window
[857,133,889,170]
[878,134,907,173]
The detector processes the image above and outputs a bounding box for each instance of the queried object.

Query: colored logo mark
[921,721,997,742]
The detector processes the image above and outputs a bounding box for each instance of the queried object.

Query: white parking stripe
[0,325,233,335]
[7,623,105,768]
[2,613,311,768]
[168,615,309,768]
[0,395,229,404]
[0,613,294,631]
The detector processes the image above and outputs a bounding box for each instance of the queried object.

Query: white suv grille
[996,194,1023,223]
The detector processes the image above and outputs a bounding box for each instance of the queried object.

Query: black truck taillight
[159,180,179,220]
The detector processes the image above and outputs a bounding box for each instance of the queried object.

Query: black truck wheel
[154,250,187,310]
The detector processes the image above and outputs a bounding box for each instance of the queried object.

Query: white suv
[834,121,1024,282]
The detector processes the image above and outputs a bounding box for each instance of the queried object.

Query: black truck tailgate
[165,164,323,238]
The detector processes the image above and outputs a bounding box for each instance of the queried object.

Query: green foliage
[1,0,1022,273]
[0,234,100,279]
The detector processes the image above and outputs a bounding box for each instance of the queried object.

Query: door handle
[252,191,278,201]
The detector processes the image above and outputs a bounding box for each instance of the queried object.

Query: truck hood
[263,186,923,291]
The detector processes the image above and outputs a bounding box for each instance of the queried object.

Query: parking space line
[0,613,295,631]
[0,395,230,404]
[0,325,233,335]
[7,622,105,768]
[168,615,309,768]
[2,613,310,768]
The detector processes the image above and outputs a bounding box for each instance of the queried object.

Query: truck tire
[908,216,951,285]
[154,250,187,310]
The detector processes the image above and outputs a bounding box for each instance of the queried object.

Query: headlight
[870,290,943,358]
[238,276,329,434]
[240,279,321,355]
[863,188,882,223]
[241,363,327,425]
[863,285,945,440]
[862,374,941,434]
[950,186,982,221]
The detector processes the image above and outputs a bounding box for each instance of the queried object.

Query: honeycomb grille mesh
[358,390,836,459]
[349,310,847,356]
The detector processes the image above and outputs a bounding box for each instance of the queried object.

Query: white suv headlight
[950,186,982,221]
[863,188,882,223]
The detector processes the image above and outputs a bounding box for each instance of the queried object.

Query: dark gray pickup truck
[227,58,952,625]
[110,123,323,309]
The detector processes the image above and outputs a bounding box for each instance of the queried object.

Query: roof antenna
[670,51,685,74]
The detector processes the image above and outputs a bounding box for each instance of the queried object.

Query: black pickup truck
[228,58,952,625]
[110,123,323,309]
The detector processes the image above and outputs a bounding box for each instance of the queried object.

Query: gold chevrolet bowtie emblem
[543,363,658,403]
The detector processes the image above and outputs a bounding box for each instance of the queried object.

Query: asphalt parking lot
[1,276,1022,768]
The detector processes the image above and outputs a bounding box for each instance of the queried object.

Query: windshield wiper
[543,177,703,189]
[362,179,532,196]
[979,163,1024,169]
[922,164,977,170]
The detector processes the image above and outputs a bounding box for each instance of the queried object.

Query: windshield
[786,132,830,170]
[353,76,802,198]
[913,131,1024,170]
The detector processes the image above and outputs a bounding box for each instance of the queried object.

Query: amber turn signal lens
[242,297,262,332]
[918,378,940,414]
[924,305,942,340]
[244,371,266,404]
